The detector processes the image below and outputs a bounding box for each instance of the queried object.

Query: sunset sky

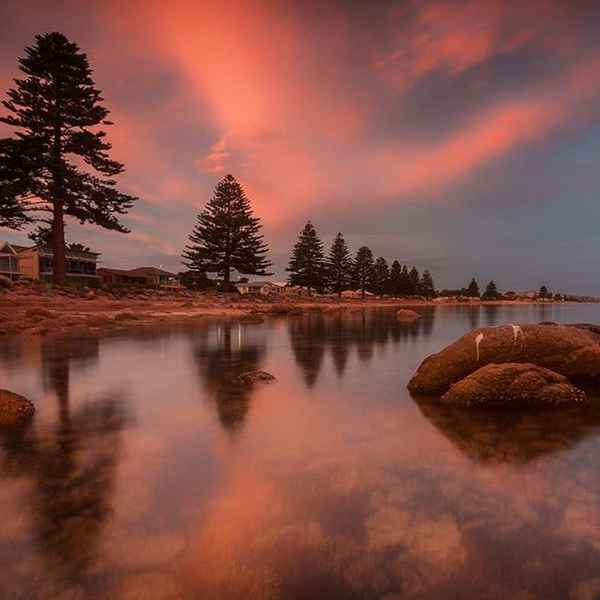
[2,0,600,293]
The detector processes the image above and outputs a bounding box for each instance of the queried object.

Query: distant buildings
[235,281,283,295]
[1,240,180,289]
[2,242,101,284]
[98,266,179,288]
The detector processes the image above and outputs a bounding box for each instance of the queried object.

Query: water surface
[3,304,600,599]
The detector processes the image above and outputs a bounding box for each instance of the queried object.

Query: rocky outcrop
[396,309,421,321]
[0,390,35,426]
[234,370,276,385]
[441,363,586,407]
[408,324,600,395]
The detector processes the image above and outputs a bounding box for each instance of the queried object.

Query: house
[235,281,283,295]
[97,268,148,286]
[0,241,25,280]
[17,245,100,284]
[282,285,312,296]
[127,267,179,289]
[98,266,179,288]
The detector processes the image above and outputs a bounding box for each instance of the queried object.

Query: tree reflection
[414,398,600,464]
[288,308,435,386]
[0,337,129,592]
[288,311,327,386]
[191,322,267,434]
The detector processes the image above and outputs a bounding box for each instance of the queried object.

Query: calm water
[4,304,600,599]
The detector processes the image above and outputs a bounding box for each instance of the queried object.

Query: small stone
[235,370,276,385]
[396,309,421,321]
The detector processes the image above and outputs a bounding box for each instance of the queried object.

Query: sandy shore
[0,284,591,338]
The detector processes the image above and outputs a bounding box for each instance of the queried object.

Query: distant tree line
[286,221,436,298]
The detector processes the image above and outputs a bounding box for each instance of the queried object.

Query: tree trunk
[223,263,230,286]
[52,201,66,285]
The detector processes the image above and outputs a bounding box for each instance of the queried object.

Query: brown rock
[441,363,586,407]
[409,324,600,395]
[0,390,35,426]
[396,309,421,321]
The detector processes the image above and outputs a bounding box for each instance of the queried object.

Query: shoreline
[1,286,597,339]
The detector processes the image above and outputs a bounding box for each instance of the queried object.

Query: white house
[235,281,283,295]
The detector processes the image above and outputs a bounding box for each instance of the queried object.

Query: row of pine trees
[286,222,435,297]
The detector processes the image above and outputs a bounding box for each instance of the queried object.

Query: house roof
[97,267,147,279]
[128,267,176,278]
[0,241,19,255]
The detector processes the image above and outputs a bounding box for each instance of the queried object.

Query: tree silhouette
[0,32,136,284]
[371,256,390,297]
[389,260,402,297]
[287,221,325,293]
[408,266,420,295]
[182,174,271,287]
[419,269,435,298]
[482,280,499,300]
[466,278,480,298]
[399,264,411,296]
[326,232,352,296]
[353,246,374,298]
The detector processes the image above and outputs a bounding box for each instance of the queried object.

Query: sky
[1,0,600,293]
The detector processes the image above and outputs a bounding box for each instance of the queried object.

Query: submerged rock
[408,324,600,395]
[396,309,421,321]
[441,363,586,407]
[0,389,35,426]
[234,370,276,385]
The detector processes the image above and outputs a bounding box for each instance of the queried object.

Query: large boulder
[408,324,600,395]
[441,363,586,407]
[0,390,35,426]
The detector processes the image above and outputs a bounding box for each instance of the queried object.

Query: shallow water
[3,305,600,599]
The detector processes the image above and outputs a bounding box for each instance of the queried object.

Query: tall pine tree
[482,280,499,300]
[326,232,352,296]
[408,266,420,295]
[371,256,390,297]
[286,221,325,293]
[420,269,435,298]
[466,278,480,298]
[182,174,271,286]
[399,264,411,296]
[0,32,137,284]
[389,260,402,296]
[353,246,374,299]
